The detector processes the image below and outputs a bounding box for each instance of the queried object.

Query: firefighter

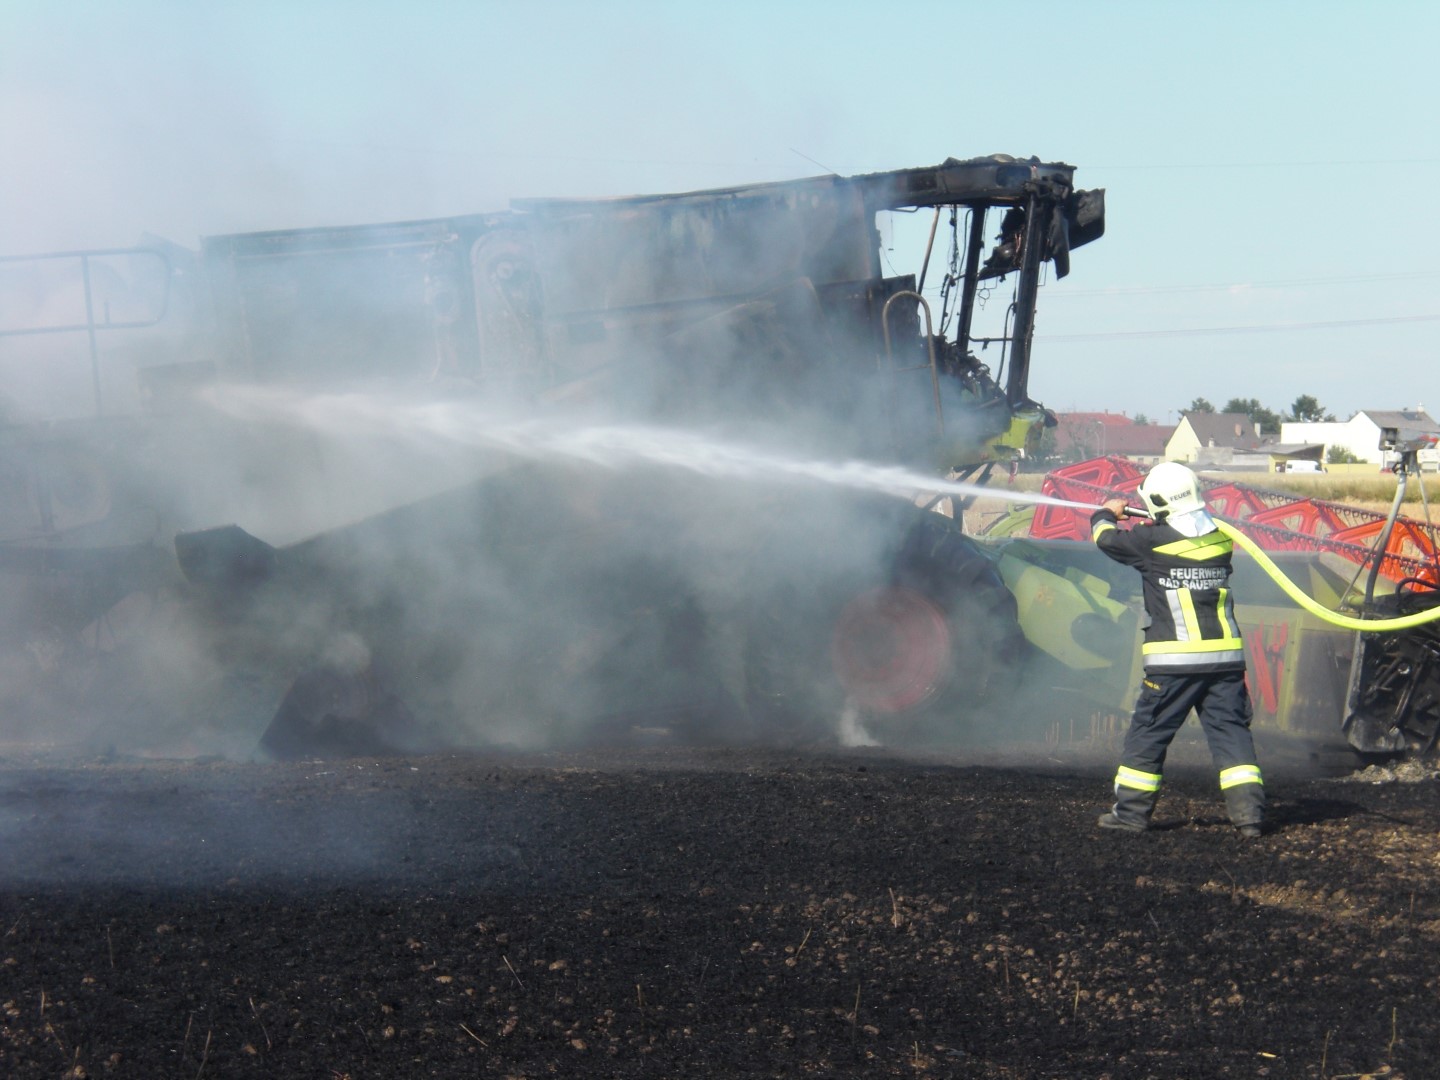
[1090,461,1266,838]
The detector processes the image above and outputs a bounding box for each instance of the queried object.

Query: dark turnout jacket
[1090,508,1245,674]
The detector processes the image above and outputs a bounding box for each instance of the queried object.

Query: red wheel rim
[831,586,951,713]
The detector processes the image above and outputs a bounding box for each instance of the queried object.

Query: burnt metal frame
[0,247,174,417]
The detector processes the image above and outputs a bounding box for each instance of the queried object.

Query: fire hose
[1212,520,1440,632]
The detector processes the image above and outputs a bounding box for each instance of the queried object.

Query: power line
[1041,313,1440,341]
[1088,158,1440,170]
[1051,271,1440,298]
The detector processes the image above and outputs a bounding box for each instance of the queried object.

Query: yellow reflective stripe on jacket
[1165,591,1189,640]
[1115,766,1162,792]
[1217,587,1236,634]
[1092,520,1117,542]
[1154,536,1233,560]
[1219,764,1263,789]
[1177,589,1200,639]
[1143,638,1243,655]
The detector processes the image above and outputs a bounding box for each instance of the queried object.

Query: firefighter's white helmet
[1139,462,1214,536]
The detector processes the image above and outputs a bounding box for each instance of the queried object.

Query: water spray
[202,385,1111,517]
[201,385,1440,633]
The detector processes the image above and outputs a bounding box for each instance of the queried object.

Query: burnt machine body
[8,155,1434,761]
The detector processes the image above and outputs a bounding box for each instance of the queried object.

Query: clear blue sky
[4,0,1437,425]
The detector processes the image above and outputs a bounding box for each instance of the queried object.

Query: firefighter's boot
[1098,769,1160,833]
[1100,788,1158,832]
[1096,811,1147,833]
[1220,764,1266,836]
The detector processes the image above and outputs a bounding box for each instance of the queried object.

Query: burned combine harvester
[2,155,1436,760]
[0,156,1105,754]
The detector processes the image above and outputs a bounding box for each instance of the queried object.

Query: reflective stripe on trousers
[1219,763,1263,789]
[1115,765,1162,793]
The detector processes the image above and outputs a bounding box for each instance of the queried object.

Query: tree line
[1036,394,1353,469]
[1126,395,1334,431]
[1180,394,1335,433]
[1181,395,1368,463]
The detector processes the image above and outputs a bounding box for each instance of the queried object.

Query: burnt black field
[1,745,1436,1078]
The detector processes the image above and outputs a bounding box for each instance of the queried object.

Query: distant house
[1280,408,1440,467]
[1165,412,1266,466]
[1051,412,1175,466]
[1259,443,1327,472]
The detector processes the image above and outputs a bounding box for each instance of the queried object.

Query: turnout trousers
[1110,671,1266,829]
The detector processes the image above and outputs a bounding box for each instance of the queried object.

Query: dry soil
[1,742,1437,1079]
